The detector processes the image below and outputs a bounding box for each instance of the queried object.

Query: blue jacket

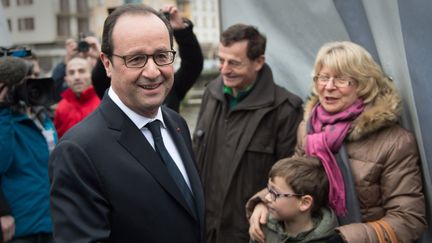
[0,107,57,238]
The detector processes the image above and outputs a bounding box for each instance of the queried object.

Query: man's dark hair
[269,156,329,217]
[220,24,266,60]
[101,3,173,59]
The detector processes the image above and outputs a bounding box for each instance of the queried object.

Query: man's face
[101,13,174,118]
[30,59,40,78]
[218,40,264,94]
[65,57,92,95]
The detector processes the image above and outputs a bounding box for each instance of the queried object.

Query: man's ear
[100,53,112,78]
[298,195,313,213]
[253,55,265,72]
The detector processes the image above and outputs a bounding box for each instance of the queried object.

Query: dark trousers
[8,233,54,243]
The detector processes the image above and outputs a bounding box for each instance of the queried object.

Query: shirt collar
[108,87,166,129]
[223,83,255,99]
[223,82,256,109]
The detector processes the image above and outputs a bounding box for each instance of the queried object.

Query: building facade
[1,0,219,75]
[1,0,93,75]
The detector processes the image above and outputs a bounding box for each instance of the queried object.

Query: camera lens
[162,11,170,21]
[27,80,45,105]
[78,40,90,53]
[13,78,54,107]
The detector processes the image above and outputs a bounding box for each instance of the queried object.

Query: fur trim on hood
[304,79,401,142]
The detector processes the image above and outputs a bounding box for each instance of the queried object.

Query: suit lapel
[162,108,205,224]
[99,97,194,218]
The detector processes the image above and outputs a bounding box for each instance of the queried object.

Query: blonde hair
[312,41,397,105]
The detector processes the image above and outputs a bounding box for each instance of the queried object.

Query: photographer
[52,35,101,102]
[0,56,56,242]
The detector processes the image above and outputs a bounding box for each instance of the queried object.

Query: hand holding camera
[75,33,101,67]
[77,33,90,53]
[161,5,188,30]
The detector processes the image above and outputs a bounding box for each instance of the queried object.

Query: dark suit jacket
[49,95,205,243]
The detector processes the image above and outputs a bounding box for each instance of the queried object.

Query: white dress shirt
[108,88,192,190]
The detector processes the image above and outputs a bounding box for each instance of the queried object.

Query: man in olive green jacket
[192,24,303,243]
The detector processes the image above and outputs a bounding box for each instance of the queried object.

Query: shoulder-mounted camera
[0,48,55,107]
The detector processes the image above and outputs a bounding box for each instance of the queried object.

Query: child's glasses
[266,185,303,201]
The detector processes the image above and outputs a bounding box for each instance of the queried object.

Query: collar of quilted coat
[304,79,401,142]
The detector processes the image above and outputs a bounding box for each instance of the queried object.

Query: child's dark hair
[268,156,329,217]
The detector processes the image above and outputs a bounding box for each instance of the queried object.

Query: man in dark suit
[49,4,205,243]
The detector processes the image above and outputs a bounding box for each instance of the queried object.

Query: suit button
[196,129,204,137]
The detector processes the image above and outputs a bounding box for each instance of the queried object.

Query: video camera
[10,77,55,107]
[0,47,55,107]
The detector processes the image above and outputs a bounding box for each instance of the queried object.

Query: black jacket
[49,95,205,242]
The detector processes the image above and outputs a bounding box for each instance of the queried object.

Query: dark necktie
[146,120,197,218]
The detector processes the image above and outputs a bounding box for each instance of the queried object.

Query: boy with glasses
[250,156,338,243]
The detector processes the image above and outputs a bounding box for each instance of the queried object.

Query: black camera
[78,33,90,53]
[11,77,55,107]
[162,11,170,21]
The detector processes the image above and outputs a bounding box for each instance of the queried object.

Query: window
[2,0,10,8]
[7,19,11,31]
[57,16,70,37]
[76,0,88,12]
[212,17,216,28]
[60,0,69,12]
[203,17,207,28]
[17,0,33,6]
[8,19,12,32]
[77,17,89,34]
[18,17,34,31]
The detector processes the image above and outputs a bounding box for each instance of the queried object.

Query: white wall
[191,0,220,46]
[4,0,58,44]
[0,4,12,46]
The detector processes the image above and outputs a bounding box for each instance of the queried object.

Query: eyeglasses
[266,185,303,202]
[313,75,354,88]
[112,50,176,68]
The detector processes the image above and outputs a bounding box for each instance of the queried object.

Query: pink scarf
[305,99,364,216]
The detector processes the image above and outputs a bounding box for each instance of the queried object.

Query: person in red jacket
[54,56,100,138]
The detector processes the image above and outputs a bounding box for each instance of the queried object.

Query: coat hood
[304,79,401,141]
[265,207,338,243]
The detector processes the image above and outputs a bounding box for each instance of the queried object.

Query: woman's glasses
[313,75,354,88]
